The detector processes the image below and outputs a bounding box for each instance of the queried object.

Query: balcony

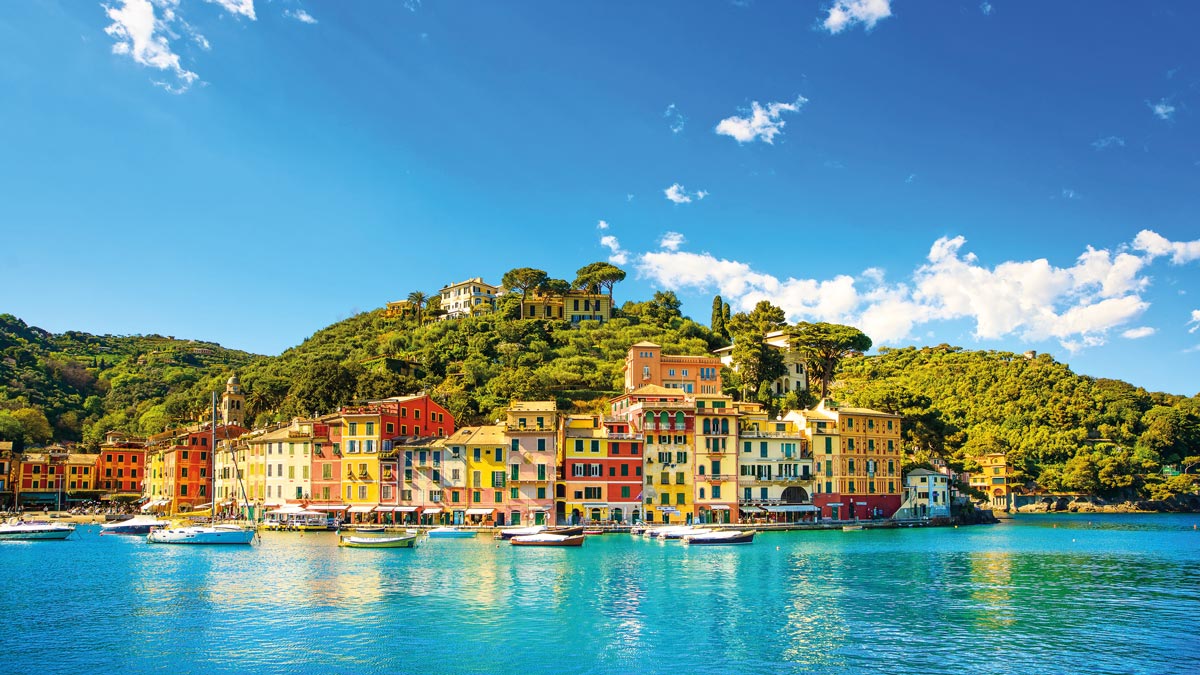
[738,430,804,439]
[696,474,737,483]
[607,432,643,440]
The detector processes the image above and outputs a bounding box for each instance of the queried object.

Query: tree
[11,407,53,446]
[790,322,872,400]
[726,300,786,339]
[501,267,549,300]
[539,278,572,300]
[286,359,362,417]
[730,333,786,400]
[407,291,428,324]
[573,262,627,299]
[711,295,727,338]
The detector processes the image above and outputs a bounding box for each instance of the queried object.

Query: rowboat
[496,525,546,540]
[0,521,75,541]
[545,526,585,536]
[427,527,476,539]
[583,528,604,536]
[842,525,864,532]
[682,530,756,545]
[510,533,585,547]
[339,534,417,549]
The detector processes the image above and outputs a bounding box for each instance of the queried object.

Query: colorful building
[790,401,903,520]
[896,468,951,519]
[735,403,816,522]
[693,394,739,524]
[458,425,509,525]
[63,452,100,503]
[521,290,612,324]
[16,451,67,509]
[612,385,695,525]
[624,341,722,394]
[969,453,1010,510]
[502,401,557,525]
[0,441,13,508]
[559,414,642,525]
[143,422,247,513]
[97,432,146,503]
[439,277,502,319]
[251,420,315,508]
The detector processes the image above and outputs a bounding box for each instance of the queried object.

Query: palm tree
[407,291,427,323]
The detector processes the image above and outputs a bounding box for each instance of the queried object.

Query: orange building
[97,431,147,500]
[623,342,723,395]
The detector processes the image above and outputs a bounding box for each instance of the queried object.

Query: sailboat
[148,392,256,546]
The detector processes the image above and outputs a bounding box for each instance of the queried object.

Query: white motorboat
[148,524,256,545]
[100,515,170,535]
[0,521,75,541]
[427,526,476,539]
[653,526,712,540]
[497,524,546,540]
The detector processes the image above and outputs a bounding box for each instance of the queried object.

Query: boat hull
[147,526,255,545]
[683,531,756,545]
[0,525,75,541]
[545,526,585,536]
[511,535,585,547]
[339,535,416,548]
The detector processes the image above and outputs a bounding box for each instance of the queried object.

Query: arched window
[644,411,655,430]
[659,412,669,429]
[698,487,706,499]
[720,418,729,435]
[702,419,711,434]
[675,411,685,431]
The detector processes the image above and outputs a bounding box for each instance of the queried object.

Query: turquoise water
[2,515,1198,675]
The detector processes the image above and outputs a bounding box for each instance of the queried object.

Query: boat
[262,505,332,531]
[338,533,417,549]
[510,533,585,547]
[427,526,476,539]
[352,525,386,533]
[0,521,76,541]
[100,515,170,535]
[842,524,864,531]
[629,525,648,536]
[496,525,546,540]
[583,528,604,536]
[682,530,756,545]
[654,526,712,540]
[148,523,256,545]
[545,526,585,536]
[146,392,256,547]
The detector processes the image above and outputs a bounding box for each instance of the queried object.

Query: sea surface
[2,514,1198,675]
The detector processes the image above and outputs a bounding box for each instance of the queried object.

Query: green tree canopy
[790,322,872,400]
[573,262,627,297]
[501,267,549,299]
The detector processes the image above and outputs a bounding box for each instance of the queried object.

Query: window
[510,464,520,481]
[712,485,721,499]
[760,442,768,458]
[537,464,546,481]
[349,422,358,435]
[590,440,600,453]
[387,423,394,434]
[537,487,546,499]
[322,464,333,479]
[537,438,546,451]
[494,448,502,462]
[359,485,368,499]
[676,471,685,484]
[676,493,686,505]
[584,487,601,499]
[620,464,629,476]
[510,487,518,500]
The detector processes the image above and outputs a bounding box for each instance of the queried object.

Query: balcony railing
[696,474,738,482]
[738,430,804,439]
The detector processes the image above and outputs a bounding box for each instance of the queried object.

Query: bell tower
[221,373,245,427]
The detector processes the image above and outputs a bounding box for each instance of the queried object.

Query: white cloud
[664,183,707,204]
[660,232,686,251]
[905,173,916,184]
[715,97,808,144]
[1121,326,1156,339]
[596,220,609,230]
[822,0,892,34]
[104,0,198,92]
[205,0,256,20]
[1131,229,1200,265]
[630,231,1199,353]
[980,1,993,15]
[1149,99,1176,120]
[626,194,634,202]
[664,104,686,134]
[1061,188,1080,200]
[1188,309,1200,333]
[600,235,628,265]
[1091,136,1125,150]
[284,8,317,24]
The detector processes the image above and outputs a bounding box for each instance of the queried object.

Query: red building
[97,432,147,500]
[560,414,644,525]
[148,423,247,512]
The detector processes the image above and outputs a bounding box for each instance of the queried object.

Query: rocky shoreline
[1014,494,1200,514]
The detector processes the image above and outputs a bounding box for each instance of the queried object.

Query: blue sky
[1,1,1198,395]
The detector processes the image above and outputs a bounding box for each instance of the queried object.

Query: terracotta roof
[627,384,679,396]
[508,400,557,412]
[630,341,660,348]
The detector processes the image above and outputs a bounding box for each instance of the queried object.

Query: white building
[896,468,951,519]
[713,330,807,395]
[249,421,314,507]
[439,277,502,319]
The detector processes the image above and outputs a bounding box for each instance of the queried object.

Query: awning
[308,504,348,511]
[394,506,418,512]
[192,502,213,510]
[582,503,607,508]
[739,505,764,513]
[711,505,731,510]
[348,506,375,514]
[526,506,549,512]
[374,506,396,512]
[826,502,844,507]
[766,505,821,513]
[465,508,494,516]
[421,507,443,514]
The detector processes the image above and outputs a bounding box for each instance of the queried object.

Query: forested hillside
[835,346,1200,500]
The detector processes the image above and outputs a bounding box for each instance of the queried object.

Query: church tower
[221,373,245,427]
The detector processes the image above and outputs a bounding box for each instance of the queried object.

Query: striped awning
[421,507,443,514]
[347,506,375,514]
[464,508,494,516]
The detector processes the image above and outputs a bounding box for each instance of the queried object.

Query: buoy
[776,546,780,551]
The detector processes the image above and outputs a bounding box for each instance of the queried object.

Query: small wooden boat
[427,527,476,539]
[682,530,756,545]
[842,524,864,531]
[583,528,604,536]
[511,533,585,547]
[497,525,546,540]
[352,525,386,533]
[545,526,584,536]
[339,534,417,548]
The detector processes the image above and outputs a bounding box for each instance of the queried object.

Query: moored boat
[338,534,417,548]
[352,525,386,533]
[655,526,712,540]
[427,526,476,539]
[583,528,604,536]
[510,533,585,547]
[497,525,546,540]
[682,530,756,545]
[100,515,170,535]
[842,525,864,532]
[0,521,75,541]
[147,525,256,545]
[545,526,585,536]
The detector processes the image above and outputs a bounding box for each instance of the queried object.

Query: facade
[460,425,509,525]
[97,432,146,501]
[16,451,67,509]
[143,423,247,513]
[969,453,1011,510]
[896,468,951,519]
[612,385,695,525]
[693,395,739,523]
[252,421,315,507]
[63,453,100,502]
[1,441,15,508]
[521,290,613,324]
[713,330,808,395]
[790,401,903,520]
[735,403,817,522]
[221,375,246,427]
[559,414,642,525]
[440,277,502,319]
[309,419,340,507]
[383,300,416,319]
[502,401,557,525]
[624,341,722,394]
[380,436,445,525]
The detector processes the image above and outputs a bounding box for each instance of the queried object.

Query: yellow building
[521,290,612,324]
[736,403,816,522]
[338,405,382,523]
[970,452,1010,510]
[63,453,99,499]
[561,414,609,524]
[459,425,510,525]
[693,394,738,524]
[383,300,416,319]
